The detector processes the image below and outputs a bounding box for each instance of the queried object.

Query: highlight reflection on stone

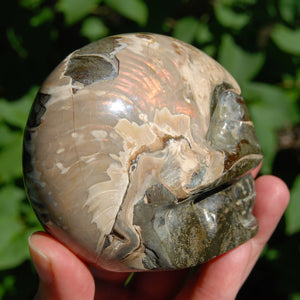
[23,33,263,271]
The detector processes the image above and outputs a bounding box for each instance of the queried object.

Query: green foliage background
[0,0,299,298]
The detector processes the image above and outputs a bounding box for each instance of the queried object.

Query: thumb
[28,232,95,300]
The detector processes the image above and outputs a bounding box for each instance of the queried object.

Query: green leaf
[216,0,257,5]
[243,82,299,126]
[0,216,24,253]
[264,247,280,261]
[0,87,37,129]
[246,106,277,174]
[285,175,300,235]
[214,4,250,30]
[279,0,294,23]
[278,0,300,24]
[243,82,299,173]
[0,124,19,147]
[202,45,217,57]
[0,136,23,183]
[21,203,42,228]
[56,0,101,25]
[218,35,265,82]
[0,275,15,299]
[6,28,28,59]
[195,22,213,44]
[290,293,300,300]
[20,0,44,9]
[0,212,39,270]
[30,7,54,27]
[0,224,31,270]
[104,0,148,26]
[173,17,199,44]
[271,24,300,56]
[81,17,109,41]
[0,185,26,217]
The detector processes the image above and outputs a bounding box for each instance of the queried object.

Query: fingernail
[28,235,53,284]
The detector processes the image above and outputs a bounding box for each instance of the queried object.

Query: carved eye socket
[206,83,261,173]
[210,82,233,117]
[220,91,251,122]
[208,83,252,143]
[210,83,251,123]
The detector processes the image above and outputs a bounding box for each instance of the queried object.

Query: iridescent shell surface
[23,33,263,271]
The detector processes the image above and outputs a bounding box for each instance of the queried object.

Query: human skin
[28,173,289,300]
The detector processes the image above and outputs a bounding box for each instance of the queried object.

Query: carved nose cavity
[23,33,262,272]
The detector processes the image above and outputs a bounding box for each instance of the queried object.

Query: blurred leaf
[264,247,280,261]
[0,216,24,252]
[271,24,300,56]
[104,0,148,26]
[218,35,265,82]
[0,136,23,183]
[0,212,39,270]
[21,203,42,228]
[173,17,213,45]
[0,87,37,128]
[266,1,277,18]
[0,275,15,299]
[20,0,44,9]
[217,0,257,4]
[56,0,101,25]
[0,185,25,217]
[244,83,299,125]
[247,111,276,174]
[0,222,31,270]
[290,293,300,300]
[214,4,250,30]
[285,175,300,235]
[202,44,217,57]
[0,124,19,147]
[6,28,28,59]
[278,0,300,23]
[30,7,54,27]
[81,17,109,41]
[243,82,299,173]
[195,22,213,44]
[173,17,199,44]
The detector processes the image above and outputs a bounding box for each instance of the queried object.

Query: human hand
[28,175,289,300]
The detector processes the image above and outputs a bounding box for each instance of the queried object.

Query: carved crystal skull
[23,33,263,271]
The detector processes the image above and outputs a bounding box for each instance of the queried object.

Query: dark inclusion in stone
[26,92,51,128]
[23,92,51,184]
[65,37,121,86]
[65,56,118,86]
[23,92,53,224]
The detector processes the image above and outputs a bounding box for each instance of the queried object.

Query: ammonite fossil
[23,33,263,271]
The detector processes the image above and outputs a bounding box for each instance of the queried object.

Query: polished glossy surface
[23,33,263,271]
